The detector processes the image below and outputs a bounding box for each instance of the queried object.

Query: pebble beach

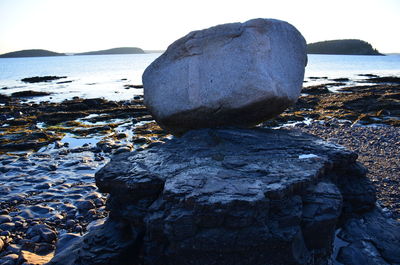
[290,120,400,220]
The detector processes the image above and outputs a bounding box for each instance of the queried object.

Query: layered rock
[47,219,139,265]
[143,19,307,135]
[49,128,399,265]
[337,209,400,264]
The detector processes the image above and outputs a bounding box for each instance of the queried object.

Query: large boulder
[143,18,307,135]
[48,128,400,265]
[92,128,364,265]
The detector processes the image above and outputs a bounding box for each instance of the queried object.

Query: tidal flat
[0,75,399,263]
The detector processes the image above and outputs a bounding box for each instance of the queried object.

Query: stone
[1,231,10,237]
[11,90,51,98]
[65,220,75,228]
[74,225,83,233]
[36,243,56,255]
[0,215,12,224]
[25,205,55,218]
[0,237,4,252]
[19,209,35,219]
[113,145,132,155]
[0,254,19,265]
[301,182,342,262]
[48,219,139,265]
[6,244,21,254]
[0,222,15,232]
[115,133,128,139]
[26,224,57,243]
[143,18,307,135]
[336,209,400,264]
[18,250,54,265]
[93,128,359,265]
[54,233,81,255]
[336,241,388,265]
[334,161,376,218]
[50,128,400,265]
[20,76,67,83]
[34,182,52,189]
[75,200,95,213]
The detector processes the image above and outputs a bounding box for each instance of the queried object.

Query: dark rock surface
[264,83,400,127]
[49,128,399,265]
[48,219,138,265]
[21,76,67,83]
[366,76,400,84]
[0,94,12,103]
[337,209,400,264]
[11,90,51,97]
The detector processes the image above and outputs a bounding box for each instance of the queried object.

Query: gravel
[288,120,400,220]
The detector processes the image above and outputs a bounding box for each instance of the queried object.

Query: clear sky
[0,0,399,54]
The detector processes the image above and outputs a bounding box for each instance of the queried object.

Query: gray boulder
[143,18,307,135]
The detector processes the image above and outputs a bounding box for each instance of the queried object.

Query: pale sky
[0,0,399,54]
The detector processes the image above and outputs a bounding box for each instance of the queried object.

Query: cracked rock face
[142,19,307,135]
[49,128,400,265]
[91,128,372,265]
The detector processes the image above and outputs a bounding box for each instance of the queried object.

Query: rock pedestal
[49,128,400,265]
[143,18,307,135]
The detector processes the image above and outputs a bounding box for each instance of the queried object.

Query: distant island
[0,47,145,58]
[74,47,145,56]
[307,39,382,55]
[1,41,384,58]
[0,49,65,58]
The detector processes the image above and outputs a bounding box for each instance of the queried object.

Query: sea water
[0,53,160,102]
[0,53,399,103]
[306,54,400,79]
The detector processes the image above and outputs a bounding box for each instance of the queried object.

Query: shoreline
[0,76,399,263]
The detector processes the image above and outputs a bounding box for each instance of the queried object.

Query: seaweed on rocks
[0,97,159,152]
[263,82,400,127]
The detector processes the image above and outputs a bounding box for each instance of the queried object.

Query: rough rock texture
[17,250,54,265]
[48,219,139,265]
[336,209,400,264]
[143,19,307,135]
[49,128,400,265]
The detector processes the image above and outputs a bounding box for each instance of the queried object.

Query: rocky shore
[0,96,169,264]
[0,75,399,264]
[52,127,389,264]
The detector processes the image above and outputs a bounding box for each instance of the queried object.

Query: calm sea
[0,53,399,102]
